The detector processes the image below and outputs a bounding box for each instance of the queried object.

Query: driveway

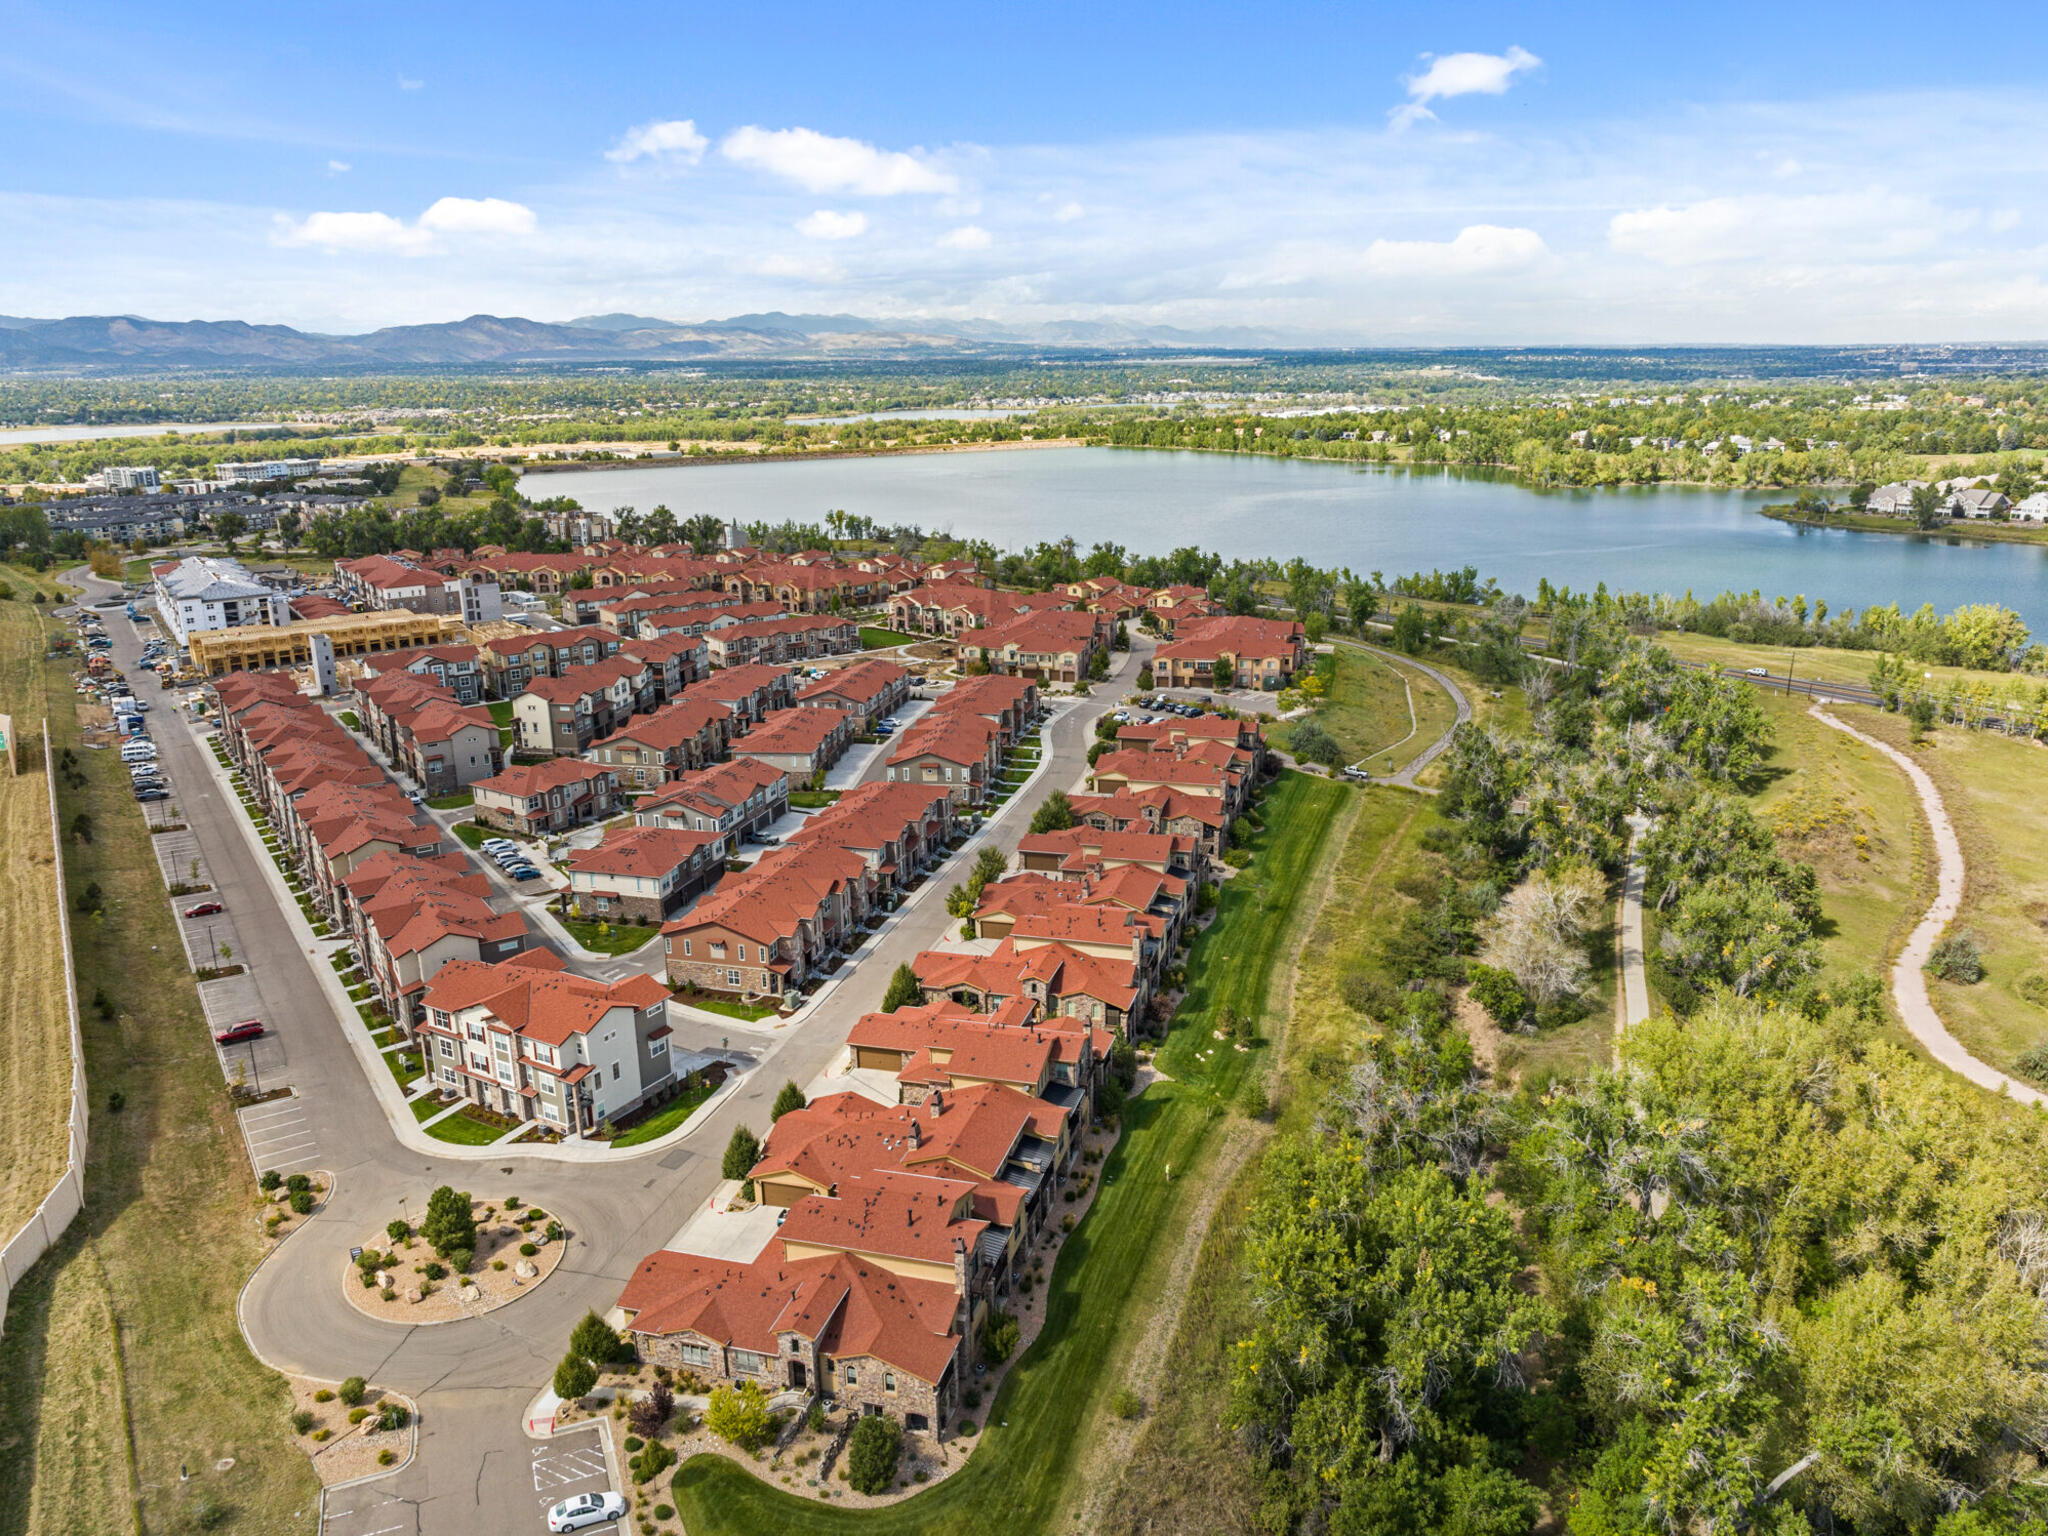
[58,562,1149,1536]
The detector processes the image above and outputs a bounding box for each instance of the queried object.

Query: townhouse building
[794,659,912,732]
[1151,614,1305,690]
[633,758,788,847]
[961,610,1104,685]
[339,850,530,1028]
[702,613,859,670]
[416,949,676,1135]
[353,672,503,795]
[564,824,726,923]
[731,705,853,783]
[512,654,654,756]
[584,696,732,789]
[477,624,626,699]
[472,758,625,836]
[357,642,488,703]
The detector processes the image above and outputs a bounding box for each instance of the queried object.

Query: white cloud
[272,197,536,254]
[397,75,424,91]
[1361,224,1548,277]
[795,209,869,240]
[720,125,958,195]
[1608,191,1937,265]
[272,210,432,254]
[326,159,350,175]
[938,224,992,250]
[416,196,537,236]
[1053,201,1085,223]
[1391,45,1541,129]
[606,119,709,166]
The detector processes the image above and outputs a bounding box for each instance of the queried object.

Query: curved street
[69,563,1148,1535]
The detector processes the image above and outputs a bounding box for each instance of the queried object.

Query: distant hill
[0,309,1291,372]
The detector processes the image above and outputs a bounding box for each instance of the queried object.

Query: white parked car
[546,1491,626,1531]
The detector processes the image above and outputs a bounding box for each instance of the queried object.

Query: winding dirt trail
[1809,706,2046,1107]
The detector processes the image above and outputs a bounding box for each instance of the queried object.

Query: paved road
[1616,813,1651,1044]
[1331,638,1472,789]
[1808,706,2047,1107]
[73,568,1148,1535]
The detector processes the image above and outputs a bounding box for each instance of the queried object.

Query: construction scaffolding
[186,609,463,677]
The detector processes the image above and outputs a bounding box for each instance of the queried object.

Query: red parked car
[214,1020,265,1045]
[183,900,225,917]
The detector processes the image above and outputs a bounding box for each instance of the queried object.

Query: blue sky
[5,0,2047,341]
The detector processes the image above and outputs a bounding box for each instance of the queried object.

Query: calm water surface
[521,446,2048,631]
[0,421,270,445]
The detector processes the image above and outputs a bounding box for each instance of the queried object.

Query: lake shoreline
[1757,504,2048,546]
[519,436,1085,477]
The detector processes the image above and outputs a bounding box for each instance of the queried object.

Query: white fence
[0,725,89,1332]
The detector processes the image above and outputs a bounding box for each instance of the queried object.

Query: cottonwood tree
[1478,864,1605,1010]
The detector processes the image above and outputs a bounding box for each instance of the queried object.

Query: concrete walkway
[1616,813,1651,1045]
[1329,639,1474,791]
[1809,706,2047,1107]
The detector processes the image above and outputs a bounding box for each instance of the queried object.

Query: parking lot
[321,1479,420,1536]
[530,1426,618,1529]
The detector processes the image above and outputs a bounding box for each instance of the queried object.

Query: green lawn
[607,1076,721,1148]
[1279,643,1458,774]
[386,1049,425,1088]
[423,1106,516,1145]
[338,710,362,731]
[411,1095,448,1121]
[452,820,490,849]
[560,916,662,956]
[670,991,778,1022]
[860,626,922,649]
[487,700,515,727]
[789,788,842,809]
[671,772,1345,1536]
[426,788,473,809]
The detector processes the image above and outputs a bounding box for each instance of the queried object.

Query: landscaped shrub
[313,1389,334,1403]
[553,1354,597,1402]
[377,1449,396,1466]
[421,1261,448,1282]
[629,1440,675,1484]
[285,1173,311,1194]
[445,1246,473,1275]
[259,1170,282,1192]
[290,1409,315,1434]
[386,1219,411,1243]
[349,1407,370,1424]
[980,1309,1020,1365]
[376,1401,408,1432]
[289,1190,315,1215]
[421,1184,477,1257]
[957,1419,978,1436]
[520,1242,538,1257]
[339,1376,367,1406]
[653,1505,674,1522]
[629,1380,675,1437]
[844,1415,903,1495]
[704,1381,774,1450]
[624,1436,644,1454]
[570,1310,633,1366]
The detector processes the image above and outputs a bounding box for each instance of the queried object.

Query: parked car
[547,1492,626,1532]
[134,788,170,802]
[183,901,225,917]
[507,866,542,881]
[1745,666,1770,677]
[213,1020,265,1045]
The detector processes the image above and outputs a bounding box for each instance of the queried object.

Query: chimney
[907,1119,921,1149]
[928,1089,943,1118]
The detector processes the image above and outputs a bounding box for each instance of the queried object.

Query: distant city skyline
[5,0,2047,343]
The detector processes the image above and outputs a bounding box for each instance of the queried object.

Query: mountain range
[0,311,1285,371]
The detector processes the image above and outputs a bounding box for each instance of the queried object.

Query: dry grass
[1846,707,2048,1080]
[0,569,319,1536]
[0,573,70,1241]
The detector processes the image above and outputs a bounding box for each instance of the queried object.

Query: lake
[0,421,272,445]
[520,446,2048,632]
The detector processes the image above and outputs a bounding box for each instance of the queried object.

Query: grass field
[859,626,921,649]
[422,1106,514,1145]
[0,571,319,1536]
[1840,707,2048,1080]
[671,771,1348,1536]
[559,916,661,956]
[1273,643,1458,773]
[1747,694,1927,987]
[607,1076,720,1148]
[0,570,72,1244]
[1657,628,2036,700]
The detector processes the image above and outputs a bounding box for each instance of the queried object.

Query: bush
[378,1449,397,1466]
[349,1407,370,1424]
[704,1381,775,1450]
[553,1354,597,1402]
[630,1440,675,1484]
[845,1415,903,1495]
[980,1309,1020,1365]
[962,1387,981,1410]
[654,1505,675,1522]
[571,1309,633,1366]
[313,1389,334,1403]
[1928,931,1986,984]
[2017,1044,2048,1084]
[421,1261,448,1282]
[445,1247,473,1275]
[721,1125,761,1181]
[629,1380,675,1437]
[958,1419,978,1436]
[285,1173,311,1194]
[339,1376,367,1407]
[290,1409,315,1434]
[259,1170,282,1192]
[386,1219,411,1243]
[520,1242,539,1257]
[421,1185,476,1258]
[771,1080,807,1119]
[1111,1387,1143,1419]
[624,1436,644,1454]
[1467,963,1531,1027]
[289,1190,315,1215]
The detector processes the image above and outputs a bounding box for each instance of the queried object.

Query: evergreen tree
[771,1081,806,1120]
